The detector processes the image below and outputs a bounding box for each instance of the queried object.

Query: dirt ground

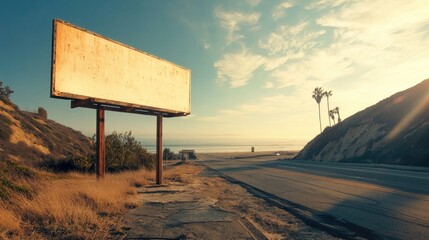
[126,154,340,240]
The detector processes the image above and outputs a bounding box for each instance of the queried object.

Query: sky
[1,0,429,146]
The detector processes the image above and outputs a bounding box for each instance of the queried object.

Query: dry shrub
[37,107,47,119]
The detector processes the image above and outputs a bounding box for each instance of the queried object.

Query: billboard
[51,19,191,116]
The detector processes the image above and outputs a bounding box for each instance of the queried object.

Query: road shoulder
[124,161,338,239]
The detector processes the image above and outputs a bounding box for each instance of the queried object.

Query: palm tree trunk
[327,96,331,126]
[318,103,322,133]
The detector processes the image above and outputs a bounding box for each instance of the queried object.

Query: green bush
[163,148,175,160]
[105,131,155,172]
[41,131,154,173]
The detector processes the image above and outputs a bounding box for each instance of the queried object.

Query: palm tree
[324,90,332,126]
[312,87,324,133]
[329,109,336,125]
[333,107,341,123]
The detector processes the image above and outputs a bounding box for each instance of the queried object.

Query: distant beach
[138,140,306,153]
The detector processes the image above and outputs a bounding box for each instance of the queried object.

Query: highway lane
[199,154,429,240]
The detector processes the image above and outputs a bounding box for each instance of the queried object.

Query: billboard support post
[51,19,190,184]
[96,107,106,179]
[156,115,163,184]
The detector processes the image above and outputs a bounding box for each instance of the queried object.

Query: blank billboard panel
[51,19,191,115]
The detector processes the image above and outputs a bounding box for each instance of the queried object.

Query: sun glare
[386,89,429,140]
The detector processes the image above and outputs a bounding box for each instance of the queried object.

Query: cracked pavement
[124,182,263,239]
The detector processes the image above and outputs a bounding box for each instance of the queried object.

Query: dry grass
[0,206,21,235]
[163,161,202,184]
[0,158,202,240]
[1,98,94,166]
[0,169,154,240]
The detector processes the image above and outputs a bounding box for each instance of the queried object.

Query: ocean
[137,139,306,153]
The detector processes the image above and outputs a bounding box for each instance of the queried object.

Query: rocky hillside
[0,96,93,166]
[295,79,429,167]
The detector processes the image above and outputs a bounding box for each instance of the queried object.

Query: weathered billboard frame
[51,19,191,118]
[50,19,191,183]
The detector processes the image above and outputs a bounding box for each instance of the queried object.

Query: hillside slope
[0,96,93,166]
[295,79,429,167]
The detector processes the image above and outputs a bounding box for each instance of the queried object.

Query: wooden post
[156,115,163,184]
[96,108,105,179]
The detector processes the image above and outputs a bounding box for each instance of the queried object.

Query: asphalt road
[199,154,429,240]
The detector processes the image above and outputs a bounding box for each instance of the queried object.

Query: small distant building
[179,149,196,160]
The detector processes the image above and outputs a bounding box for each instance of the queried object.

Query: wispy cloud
[219,94,306,116]
[259,22,324,56]
[260,0,429,94]
[264,81,274,89]
[317,0,429,31]
[285,0,429,118]
[215,8,260,44]
[306,0,348,10]
[272,1,294,20]
[208,0,429,136]
[271,50,354,88]
[247,0,261,7]
[314,0,429,89]
[263,52,304,71]
[258,21,327,86]
[214,48,266,88]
